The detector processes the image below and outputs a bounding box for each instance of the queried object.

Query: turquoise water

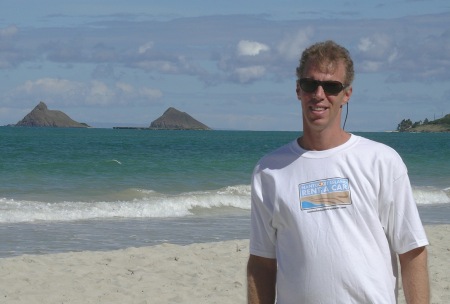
[0,127,449,257]
[365,132,450,190]
[1,128,294,199]
[1,128,300,222]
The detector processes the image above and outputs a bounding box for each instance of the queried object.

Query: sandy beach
[1,225,448,304]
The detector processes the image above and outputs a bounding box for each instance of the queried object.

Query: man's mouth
[311,106,327,111]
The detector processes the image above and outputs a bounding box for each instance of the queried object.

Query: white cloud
[277,27,314,61]
[139,87,163,99]
[357,37,373,52]
[237,40,269,56]
[114,82,162,100]
[360,61,383,72]
[9,78,162,107]
[135,60,179,73]
[85,81,163,105]
[18,78,83,95]
[234,66,266,83]
[138,42,154,54]
[357,34,402,72]
[357,34,393,59]
[1,13,449,130]
[86,80,115,105]
[0,25,18,38]
[388,48,399,64]
[4,14,448,85]
[115,82,134,94]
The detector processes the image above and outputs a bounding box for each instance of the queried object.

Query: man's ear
[296,81,301,99]
[342,85,352,106]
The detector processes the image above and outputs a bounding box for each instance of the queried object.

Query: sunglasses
[298,78,347,95]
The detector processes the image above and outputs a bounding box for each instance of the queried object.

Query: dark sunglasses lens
[300,79,344,94]
[299,79,318,93]
[322,82,343,94]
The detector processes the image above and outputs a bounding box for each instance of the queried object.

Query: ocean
[1,128,449,258]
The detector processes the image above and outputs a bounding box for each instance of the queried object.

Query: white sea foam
[0,185,252,223]
[1,184,448,223]
[412,186,450,205]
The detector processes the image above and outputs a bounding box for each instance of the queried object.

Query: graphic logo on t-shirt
[299,178,351,211]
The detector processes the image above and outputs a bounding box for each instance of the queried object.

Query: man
[247,40,429,304]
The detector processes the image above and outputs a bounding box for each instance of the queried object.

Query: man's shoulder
[352,135,403,160]
[353,135,397,152]
[255,139,300,170]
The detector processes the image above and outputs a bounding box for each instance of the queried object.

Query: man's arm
[399,246,430,304]
[247,254,277,304]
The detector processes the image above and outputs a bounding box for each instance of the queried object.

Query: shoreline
[0,224,448,303]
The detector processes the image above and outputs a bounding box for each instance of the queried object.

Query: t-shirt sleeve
[381,159,429,254]
[249,165,277,258]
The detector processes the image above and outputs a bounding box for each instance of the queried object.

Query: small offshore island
[114,107,211,130]
[396,114,450,132]
[15,102,90,128]
[10,101,448,133]
[10,102,211,130]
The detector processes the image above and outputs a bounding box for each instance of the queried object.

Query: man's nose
[313,84,326,99]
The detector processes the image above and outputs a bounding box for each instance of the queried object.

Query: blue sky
[1,0,449,131]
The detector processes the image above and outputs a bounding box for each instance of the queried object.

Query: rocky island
[397,114,450,132]
[15,102,89,128]
[14,103,209,130]
[149,107,211,130]
[113,107,210,130]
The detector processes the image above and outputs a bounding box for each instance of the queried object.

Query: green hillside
[397,114,450,132]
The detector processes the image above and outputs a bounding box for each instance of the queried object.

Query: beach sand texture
[1,225,448,304]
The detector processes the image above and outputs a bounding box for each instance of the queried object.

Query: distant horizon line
[1,124,402,133]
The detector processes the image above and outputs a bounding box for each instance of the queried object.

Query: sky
[1,0,449,131]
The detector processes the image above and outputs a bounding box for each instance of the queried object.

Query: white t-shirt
[250,134,428,304]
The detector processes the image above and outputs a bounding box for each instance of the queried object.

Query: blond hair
[296,40,354,85]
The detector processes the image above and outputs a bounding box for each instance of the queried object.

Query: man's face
[297,60,352,133]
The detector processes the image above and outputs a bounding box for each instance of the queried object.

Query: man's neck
[298,129,350,151]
